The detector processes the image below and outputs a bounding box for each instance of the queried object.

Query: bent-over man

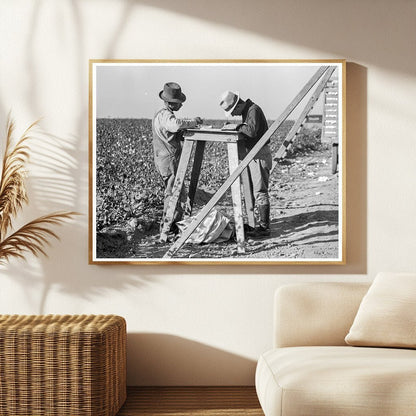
[220,90,272,236]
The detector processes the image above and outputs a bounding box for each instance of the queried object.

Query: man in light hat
[153,82,202,239]
[219,90,272,236]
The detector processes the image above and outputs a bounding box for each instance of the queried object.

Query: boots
[244,204,271,238]
[256,204,270,236]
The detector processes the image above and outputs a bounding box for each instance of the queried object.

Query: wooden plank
[159,139,194,242]
[272,67,335,171]
[227,142,245,253]
[186,129,240,143]
[187,135,239,143]
[187,128,237,134]
[163,66,330,258]
[238,141,255,228]
[186,140,206,216]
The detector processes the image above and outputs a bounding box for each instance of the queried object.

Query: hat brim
[223,91,240,116]
[159,90,186,103]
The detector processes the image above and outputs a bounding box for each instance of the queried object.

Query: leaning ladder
[270,66,336,173]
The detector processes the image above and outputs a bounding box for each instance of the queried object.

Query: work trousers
[247,144,272,206]
[161,171,186,227]
[155,153,186,232]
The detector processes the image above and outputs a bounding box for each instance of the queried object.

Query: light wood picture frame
[89,59,346,265]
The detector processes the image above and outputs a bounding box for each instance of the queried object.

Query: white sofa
[255,281,416,416]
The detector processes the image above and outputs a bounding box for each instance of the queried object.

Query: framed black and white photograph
[89,59,345,264]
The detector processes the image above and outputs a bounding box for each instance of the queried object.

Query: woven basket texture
[0,314,126,416]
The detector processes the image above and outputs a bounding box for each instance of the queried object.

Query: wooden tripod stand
[160,128,255,254]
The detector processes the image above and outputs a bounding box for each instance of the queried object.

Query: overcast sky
[94,62,340,120]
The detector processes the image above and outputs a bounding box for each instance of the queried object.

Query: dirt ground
[99,144,340,261]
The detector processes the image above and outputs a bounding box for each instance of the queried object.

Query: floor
[116,386,264,416]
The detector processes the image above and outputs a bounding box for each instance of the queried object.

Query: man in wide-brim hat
[152,82,202,239]
[220,90,272,237]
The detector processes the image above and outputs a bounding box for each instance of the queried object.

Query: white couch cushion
[274,283,369,348]
[345,272,416,348]
[256,346,416,416]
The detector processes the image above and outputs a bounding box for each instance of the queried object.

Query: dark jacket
[238,99,269,151]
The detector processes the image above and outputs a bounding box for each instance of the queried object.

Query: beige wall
[0,0,415,385]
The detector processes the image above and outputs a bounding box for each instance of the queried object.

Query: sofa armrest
[274,282,370,348]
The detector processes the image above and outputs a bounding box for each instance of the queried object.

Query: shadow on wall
[4,259,153,314]
[136,0,414,76]
[345,63,367,275]
[127,333,257,386]
[27,131,78,210]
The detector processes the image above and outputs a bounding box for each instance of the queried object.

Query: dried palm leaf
[0,117,38,239]
[0,116,79,264]
[0,211,78,264]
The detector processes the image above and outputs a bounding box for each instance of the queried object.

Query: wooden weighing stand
[160,127,255,253]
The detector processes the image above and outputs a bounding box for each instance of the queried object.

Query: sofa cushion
[274,282,370,348]
[345,272,416,348]
[256,346,416,416]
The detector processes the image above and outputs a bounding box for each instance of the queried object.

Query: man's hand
[221,123,239,131]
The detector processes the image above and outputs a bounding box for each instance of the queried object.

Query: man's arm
[162,111,200,133]
[237,107,262,139]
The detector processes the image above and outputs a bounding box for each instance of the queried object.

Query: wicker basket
[0,314,126,416]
